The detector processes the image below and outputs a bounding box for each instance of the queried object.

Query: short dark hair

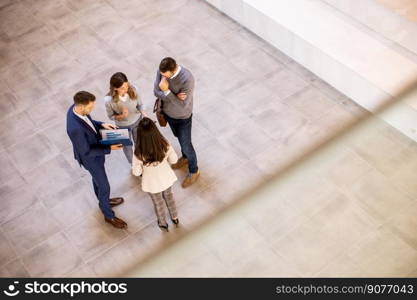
[73,91,96,105]
[159,57,176,73]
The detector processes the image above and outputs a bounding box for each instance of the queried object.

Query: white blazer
[132,145,178,193]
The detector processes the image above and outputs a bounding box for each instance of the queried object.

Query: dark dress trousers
[66,104,114,219]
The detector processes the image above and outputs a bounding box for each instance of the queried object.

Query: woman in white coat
[132,117,179,231]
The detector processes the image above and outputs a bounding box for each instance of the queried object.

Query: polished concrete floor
[128,110,417,277]
[0,0,394,277]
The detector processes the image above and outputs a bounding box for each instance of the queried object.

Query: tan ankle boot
[182,171,200,188]
[171,157,188,169]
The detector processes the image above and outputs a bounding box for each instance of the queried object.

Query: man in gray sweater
[154,57,200,188]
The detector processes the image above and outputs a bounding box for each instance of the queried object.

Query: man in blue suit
[67,91,127,229]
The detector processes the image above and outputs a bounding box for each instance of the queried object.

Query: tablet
[99,129,133,146]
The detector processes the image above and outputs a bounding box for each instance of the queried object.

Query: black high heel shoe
[171,218,179,227]
[158,222,169,232]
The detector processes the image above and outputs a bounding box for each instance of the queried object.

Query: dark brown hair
[159,57,177,73]
[74,91,96,105]
[108,72,137,102]
[134,117,169,165]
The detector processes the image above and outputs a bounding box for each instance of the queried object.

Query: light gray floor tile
[65,215,128,262]
[42,61,89,91]
[0,172,27,203]
[349,169,415,224]
[0,187,39,226]
[132,222,181,262]
[195,101,248,136]
[385,202,417,251]
[42,7,83,38]
[47,179,98,229]
[9,77,51,108]
[284,86,337,121]
[1,202,61,256]
[0,259,30,277]
[0,151,21,189]
[242,194,309,243]
[3,59,43,85]
[7,133,59,175]
[0,91,24,122]
[105,0,160,26]
[15,25,58,56]
[192,14,236,42]
[87,235,145,277]
[0,40,25,71]
[208,30,257,59]
[175,194,218,229]
[0,229,16,267]
[320,148,374,191]
[24,155,80,204]
[66,263,97,277]
[226,81,276,115]
[216,117,273,159]
[0,111,37,149]
[271,212,353,276]
[251,102,308,142]
[350,126,414,176]
[315,254,366,277]
[265,68,309,101]
[30,0,74,21]
[389,158,417,199]
[347,227,417,277]
[110,186,158,234]
[0,2,42,39]
[22,232,83,277]
[41,120,73,152]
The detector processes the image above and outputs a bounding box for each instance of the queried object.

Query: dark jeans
[164,113,198,174]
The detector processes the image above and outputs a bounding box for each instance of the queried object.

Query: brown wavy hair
[107,72,137,102]
[134,117,169,166]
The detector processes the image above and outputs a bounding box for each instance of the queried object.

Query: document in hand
[99,129,133,146]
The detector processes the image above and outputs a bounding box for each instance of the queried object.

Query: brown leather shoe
[109,197,124,207]
[181,171,200,188]
[104,216,127,229]
[171,157,188,170]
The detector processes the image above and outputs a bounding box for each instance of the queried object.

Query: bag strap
[153,98,162,113]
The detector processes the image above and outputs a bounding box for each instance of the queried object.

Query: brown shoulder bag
[153,98,167,127]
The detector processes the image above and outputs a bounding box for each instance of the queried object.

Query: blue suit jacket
[66,104,110,167]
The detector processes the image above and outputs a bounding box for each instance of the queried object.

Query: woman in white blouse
[132,117,179,231]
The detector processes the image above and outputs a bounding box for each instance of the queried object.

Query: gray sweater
[153,66,194,119]
[104,85,144,127]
